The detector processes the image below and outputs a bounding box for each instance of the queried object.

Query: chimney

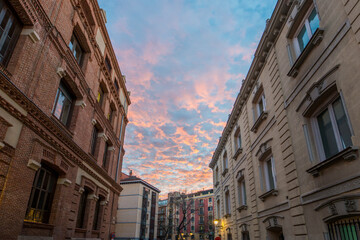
[129,170,132,176]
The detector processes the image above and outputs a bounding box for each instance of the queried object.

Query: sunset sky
[98,0,277,198]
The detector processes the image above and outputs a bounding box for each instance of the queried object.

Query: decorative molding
[75,100,86,109]
[91,118,97,125]
[263,215,284,232]
[56,67,66,78]
[306,146,359,176]
[0,142,4,149]
[21,28,40,42]
[57,178,72,187]
[78,187,85,194]
[27,159,41,171]
[259,189,279,201]
[237,205,248,212]
[233,147,243,160]
[251,111,268,133]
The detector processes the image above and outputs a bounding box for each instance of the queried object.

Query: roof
[120,172,161,193]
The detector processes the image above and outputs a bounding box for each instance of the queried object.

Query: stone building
[0,0,130,239]
[115,172,160,240]
[209,0,360,239]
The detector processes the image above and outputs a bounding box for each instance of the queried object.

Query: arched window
[327,216,360,239]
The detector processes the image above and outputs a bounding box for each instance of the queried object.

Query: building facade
[116,172,160,240]
[209,0,360,239]
[0,0,130,239]
[157,199,168,240]
[161,190,214,240]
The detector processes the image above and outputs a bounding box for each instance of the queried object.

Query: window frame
[234,127,242,150]
[52,81,75,126]
[69,33,84,65]
[224,190,231,215]
[90,126,99,156]
[76,188,89,228]
[311,96,353,162]
[237,179,247,207]
[292,6,320,57]
[261,156,277,192]
[24,165,58,224]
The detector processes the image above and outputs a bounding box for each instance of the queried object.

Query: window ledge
[251,111,268,133]
[224,214,231,218]
[75,228,87,233]
[288,28,324,78]
[233,148,243,160]
[50,115,74,138]
[222,168,228,177]
[23,221,54,230]
[214,181,219,187]
[306,146,359,177]
[236,205,248,212]
[259,189,278,201]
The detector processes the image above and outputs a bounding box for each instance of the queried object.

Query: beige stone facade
[116,173,160,240]
[209,0,360,239]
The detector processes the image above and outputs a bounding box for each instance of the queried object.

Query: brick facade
[0,0,130,239]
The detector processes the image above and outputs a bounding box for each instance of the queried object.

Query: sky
[98,0,277,198]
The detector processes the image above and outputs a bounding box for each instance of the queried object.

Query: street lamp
[214,219,219,225]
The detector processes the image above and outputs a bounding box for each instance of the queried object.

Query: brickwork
[0,0,130,239]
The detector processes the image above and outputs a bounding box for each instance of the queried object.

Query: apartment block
[160,190,215,240]
[0,0,130,239]
[116,172,160,240]
[209,0,360,239]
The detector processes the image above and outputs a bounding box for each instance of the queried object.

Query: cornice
[209,0,293,169]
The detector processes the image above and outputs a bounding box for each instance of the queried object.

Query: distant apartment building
[158,199,168,239]
[159,189,214,240]
[116,172,160,240]
[0,0,130,239]
[210,0,360,239]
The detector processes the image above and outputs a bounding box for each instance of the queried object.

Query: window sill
[50,115,74,138]
[23,221,54,230]
[251,111,268,133]
[233,148,243,160]
[221,169,228,177]
[306,146,359,177]
[224,214,231,218]
[288,28,324,78]
[75,228,87,233]
[259,189,278,201]
[236,205,248,212]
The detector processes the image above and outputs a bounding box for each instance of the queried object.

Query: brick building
[157,199,168,240]
[209,0,360,239]
[160,190,214,240]
[0,0,130,239]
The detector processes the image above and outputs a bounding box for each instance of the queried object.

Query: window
[69,33,83,65]
[313,97,352,160]
[261,157,276,192]
[208,206,213,211]
[76,188,89,228]
[93,196,104,230]
[191,216,194,222]
[191,209,194,213]
[191,226,194,231]
[105,56,112,73]
[24,165,58,223]
[114,79,119,92]
[293,7,319,56]
[97,86,104,106]
[0,0,21,66]
[234,127,242,150]
[255,94,266,118]
[209,198,212,203]
[53,81,75,126]
[222,151,228,174]
[90,126,99,156]
[216,199,220,218]
[200,199,204,205]
[200,216,204,224]
[200,207,204,215]
[225,190,231,215]
[215,167,219,185]
[238,179,247,206]
[327,217,360,240]
[102,142,109,169]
